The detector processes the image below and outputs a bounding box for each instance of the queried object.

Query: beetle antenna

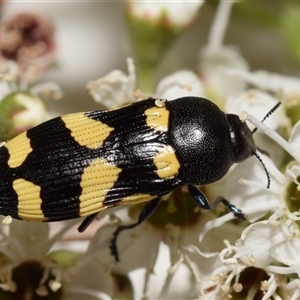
[252,102,281,134]
[253,151,270,188]
[250,102,279,188]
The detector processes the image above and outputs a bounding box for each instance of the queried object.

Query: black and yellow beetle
[0,96,267,261]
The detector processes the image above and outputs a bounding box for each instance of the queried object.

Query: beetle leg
[77,212,99,232]
[188,185,246,220]
[110,197,161,262]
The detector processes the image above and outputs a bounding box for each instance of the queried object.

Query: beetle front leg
[110,197,161,262]
[188,185,246,220]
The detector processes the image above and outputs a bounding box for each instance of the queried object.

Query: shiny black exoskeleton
[109,97,258,261]
[0,94,262,262]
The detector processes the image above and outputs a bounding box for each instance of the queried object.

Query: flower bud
[0,12,56,79]
[125,0,203,91]
[0,91,50,141]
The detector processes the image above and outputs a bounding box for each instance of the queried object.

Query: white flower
[199,0,249,104]
[88,59,206,108]
[0,60,62,101]
[91,188,234,299]
[199,46,249,101]
[246,112,300,162]
[200,116,300,240]
[0,59,63,121]
[0,60,18,100]
[126,0,204,27]
[0,60,61,141]
[224,68,300,96]
[86,57,137,108]
[225,89,290,132]
[0,219,114,299]
[223,68,300,127]
[0,12,57,78]
[200,216,300,300]
[1,92,50,137]
[155,70,205,100]
[225,89,291,165]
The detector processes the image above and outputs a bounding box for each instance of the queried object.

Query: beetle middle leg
[188,184,246,220]
[110,197,161,262]
[77,212,99,233]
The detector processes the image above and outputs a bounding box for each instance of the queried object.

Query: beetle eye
[227,114,256,163]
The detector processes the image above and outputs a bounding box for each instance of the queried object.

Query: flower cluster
[1,0,300,299]
[0,9,62,142]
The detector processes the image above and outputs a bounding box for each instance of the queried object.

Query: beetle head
[226,114,256,163]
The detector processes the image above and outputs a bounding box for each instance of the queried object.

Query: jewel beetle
[0,96,268,261]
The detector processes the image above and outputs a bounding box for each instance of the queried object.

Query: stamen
[183,251,201,283]
[199,213,235,242]
[30,82,64,100]
[168,254,184,275]
[261,280,269,292]
[38,265,50,287]
[142,249,158,298]
[261,274,278,300]
[200,200,279,241]
[245,112,300,162]
[221,284,230,293]
[233,282,243,293]
[247,255,256,265]
[159,269,177,298]
[207,0,235,49]
[286,164,300,188]
[35,285,48,296]
[126,57,136,99]
[239,178,266,189]
[0,280,17,292]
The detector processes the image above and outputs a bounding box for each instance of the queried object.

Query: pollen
[35,285,48,296]
[0,281,17,292]
[221,284,230,293]
[233,283,243,293]
[269,220,280,227]
[260,280,269,291]
[154,99,166,107]
[247,255,256,265]
[166,223,181,238]
[210,275,219,282]
[49,280,62,292]
[283,207,290,215]
[239,111,248,122]
[2,215,12,225]
[166,198,177,213]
